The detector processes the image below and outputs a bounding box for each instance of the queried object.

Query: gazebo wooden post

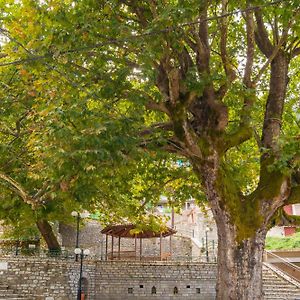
[160,233,162,261]
[171,207,175,228]
[118,236,121,260]
[139,238,142,261]
[105,234,108,261]
[101,224,176,262]
[134,234,137,261]
[170,207,174,260]
[111,236,114,260]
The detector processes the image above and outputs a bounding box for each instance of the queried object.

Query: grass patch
[266,232,300,250]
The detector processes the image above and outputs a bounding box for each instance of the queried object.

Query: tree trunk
[215,210,267,300]
[36,219,61,251]
[194,159,271,299]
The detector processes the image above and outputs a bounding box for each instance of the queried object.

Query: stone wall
[0,256,217,300]
[95,261,216,300]
[0,258,75,299]
[59,221,103,255]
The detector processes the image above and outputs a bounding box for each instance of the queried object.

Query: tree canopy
[1,0,300,298]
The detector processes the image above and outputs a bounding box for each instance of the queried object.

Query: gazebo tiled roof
[101,224,176,239]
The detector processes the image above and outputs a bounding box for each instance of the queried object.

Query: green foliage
[0,0,300,249]
[266,232,300,250]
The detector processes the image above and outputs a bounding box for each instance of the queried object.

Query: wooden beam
[135,234,137,261]
[140,238,142,261]
[111,236,114,260]
[118,237,121,260]
[160,233,162,261]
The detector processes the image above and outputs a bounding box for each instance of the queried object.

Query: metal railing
[0,247,76,260]
[264,250,300,284]
[0,247,218,263]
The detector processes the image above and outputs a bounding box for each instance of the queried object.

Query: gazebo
[101,224,176,261]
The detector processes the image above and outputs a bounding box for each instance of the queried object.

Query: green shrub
[266,232,300,250]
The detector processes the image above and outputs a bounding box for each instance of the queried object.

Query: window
[151,286,156,294]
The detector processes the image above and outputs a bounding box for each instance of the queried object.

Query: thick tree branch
[222,126,252,152]
[146,100,170,116]
[254,12,298,84]
[254,10,274,57]
[0,172,37,208]
[220,0,237,82]
[273,207,300,226]
[139,122,173,136]
[33,181,51,201]
[139,136,190,157]
[261,51,288,150]
[243,5,255,88]
[198,1,209,51]
[220,7,255,152]
[164,136,198,158]
[216,0,237,100]
[253,36,287,85]
[177,46,194,80]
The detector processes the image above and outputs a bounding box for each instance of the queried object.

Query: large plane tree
[2,0,300,299]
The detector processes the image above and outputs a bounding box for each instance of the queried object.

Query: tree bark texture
[36,219,61,251]
[192,148,288,299]
[215,210,267,300]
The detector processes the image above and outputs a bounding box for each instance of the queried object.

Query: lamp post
[205,226,210,262]
[74,248,90,300]
[71,211,89,261]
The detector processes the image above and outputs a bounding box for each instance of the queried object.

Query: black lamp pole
[77,250,83,300]
[75,248,90,300]
[72,211,89,262]
[72,211,81,262]
[205,227,209,262]
[75,214,80,261]
[15,239,19,256]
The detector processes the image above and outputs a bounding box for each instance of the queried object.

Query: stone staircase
[0,284,26,300]
[263,264,300,299]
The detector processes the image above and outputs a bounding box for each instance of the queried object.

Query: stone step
[266,292,300,294]
[268,286,300,290]
[0,285,8,289]
[264,296,300,299]
[264,281,296,285]
[0,291,19,295]
[264,282,300,287]
[263,280,293,285]
[262,264,300,299]
[264,284,299,288]
[264,289,300,293]
[0,295,24,299]
[0,298,26,300]
[0,290,25,298]
[264,295,300,299]
[264,291,300,297]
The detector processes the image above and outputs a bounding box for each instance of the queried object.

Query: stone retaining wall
[0,256,217,300]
